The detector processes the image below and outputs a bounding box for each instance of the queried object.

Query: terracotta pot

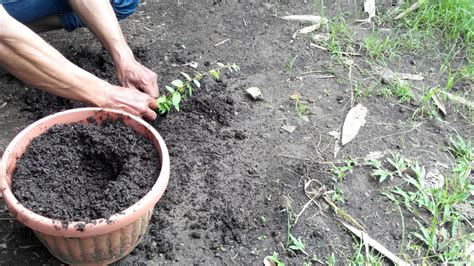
[0,108,170,265]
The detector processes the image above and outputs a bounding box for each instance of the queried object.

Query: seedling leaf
[181,72,192,81]
[172,92,181,110]
[209,69,220,80]
[193,79,201,88]
[165,86,175,93]
[171,79,184,88]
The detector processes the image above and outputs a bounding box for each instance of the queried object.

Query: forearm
[68,0,134,66]
[0,7,109,106]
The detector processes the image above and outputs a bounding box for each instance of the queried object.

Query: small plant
[331,160,354,182]
[285,200,308,255]
[387,153,409,176]
[266,252,284,266]
[367,159,393,183]
[288,234,306,253]
[285,54,298,72]
[156,63,240,114]
[326,253,336,266]
[289,94,310,119]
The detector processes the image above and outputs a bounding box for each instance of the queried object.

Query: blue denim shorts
[0,0,139,31]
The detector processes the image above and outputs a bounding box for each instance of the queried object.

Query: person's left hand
[116,59,159,98]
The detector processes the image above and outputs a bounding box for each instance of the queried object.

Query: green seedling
[285,54,298,72]
[289,94,310,119]
[326,253,336,266]
[156,63,240,114]
[368,159,393,183]
[288,234,306,253]
[266,252,284,266]
[285,200,308,255]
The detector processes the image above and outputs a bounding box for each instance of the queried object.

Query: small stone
[0,243,7,249]
[190,232,201,239]
[336,95,344,103]
[234,130,247,140]
[246,87,263,100]
[308,97,316,103]
[209,7,215,13]
[381,68,395,85]
[226,96,235,105]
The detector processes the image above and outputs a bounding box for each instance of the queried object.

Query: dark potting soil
[12,119,161,225]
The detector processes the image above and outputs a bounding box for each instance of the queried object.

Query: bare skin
[0,1,159,120]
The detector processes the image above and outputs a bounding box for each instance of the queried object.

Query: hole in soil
[80,152,125,182]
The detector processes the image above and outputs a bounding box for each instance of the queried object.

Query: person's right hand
[101,85,158,120]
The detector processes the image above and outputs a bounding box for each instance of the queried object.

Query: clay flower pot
[0,108,170,265]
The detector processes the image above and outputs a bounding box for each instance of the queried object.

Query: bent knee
[111,0,140,20]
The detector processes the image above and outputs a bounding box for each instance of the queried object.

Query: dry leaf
[299,24,319,34]
[431,93,447,116]
[364,0,376,22]
[342,222,410,266]
[281,15,327,24]
[282,125,296,133]
[397,73,424,81]
[441,91,474,109]
[328,131,340,139]
[341,104,368,145]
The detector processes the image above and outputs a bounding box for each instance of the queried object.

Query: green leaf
[193,79,201,88]
[266,252,284,266]
[209,69,220,80]
[172,92,181,110]
[181,72,192,81]
[165,86,175,93]
[171,79,184,88]
[156,96,167,104]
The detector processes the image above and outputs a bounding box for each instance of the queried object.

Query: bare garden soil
[12,120,160,226]
[0,1,472,265]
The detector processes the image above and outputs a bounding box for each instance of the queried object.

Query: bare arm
[68,0,159,98]
[0,6,157,120]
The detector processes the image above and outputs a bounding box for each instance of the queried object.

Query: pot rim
[0,108,170,237]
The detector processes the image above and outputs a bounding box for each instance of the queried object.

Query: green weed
[266,252,284,266]
[363,34,399,60]
[382,136,473,263]
[289,94,310,120]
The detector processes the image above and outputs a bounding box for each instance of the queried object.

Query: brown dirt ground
[0,0,472,265]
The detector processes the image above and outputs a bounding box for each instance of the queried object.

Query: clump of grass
[381,82,414,103]
[363,34,399,60]
[382,136,473,264]
[403,0,473,44]
[327,19,355,58]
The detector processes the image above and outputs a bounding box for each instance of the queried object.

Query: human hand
[101,85,158,120]
[116,58,159,98]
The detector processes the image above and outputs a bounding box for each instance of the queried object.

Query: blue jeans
[0,0,140,31]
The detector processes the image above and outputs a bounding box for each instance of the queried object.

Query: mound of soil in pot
[12,119,161,225]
